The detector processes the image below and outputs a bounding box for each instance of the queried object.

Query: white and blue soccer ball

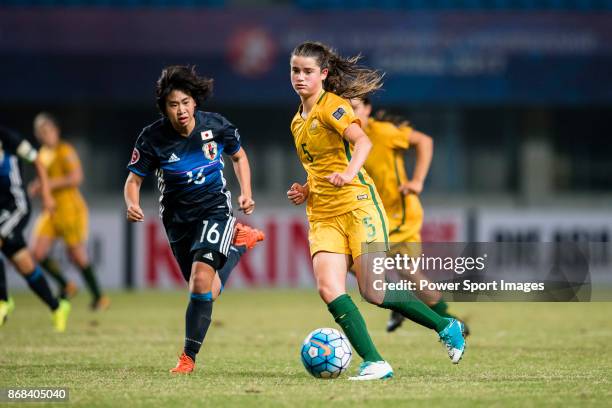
[300,328,352,379]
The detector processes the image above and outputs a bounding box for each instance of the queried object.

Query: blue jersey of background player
[124,65,257,374]
[0,126,71,331]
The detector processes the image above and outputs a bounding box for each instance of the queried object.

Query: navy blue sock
[184,292,213,362]
[0,261,8,301]
[217,245,246,290]
[24,266,59,311]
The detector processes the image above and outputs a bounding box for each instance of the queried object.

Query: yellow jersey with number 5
[290,91,383,221]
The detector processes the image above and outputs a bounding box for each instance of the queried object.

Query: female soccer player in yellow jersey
[287,41,466,380]
[29,113,109,310]
[350,97,469,335]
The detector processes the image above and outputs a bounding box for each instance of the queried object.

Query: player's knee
[192,249,223,271]
[189,270,212,293]
[11,249,35,275]
[317,283,340,304]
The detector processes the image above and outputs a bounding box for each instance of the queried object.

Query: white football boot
[348,361,394,381]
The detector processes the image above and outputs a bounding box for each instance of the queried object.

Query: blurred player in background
[350,97,469,335]
[124,65,263,374]
[287,41,465,381]
[29,113,110,310]
[0,125,71,331]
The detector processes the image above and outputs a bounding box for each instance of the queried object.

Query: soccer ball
[300,328,352,379]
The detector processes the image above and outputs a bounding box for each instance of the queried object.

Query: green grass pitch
[1,290,611,407]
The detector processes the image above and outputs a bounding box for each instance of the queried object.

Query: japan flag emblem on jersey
[203,141,218,160]
[129,148,140,165]
[201,130,214,141]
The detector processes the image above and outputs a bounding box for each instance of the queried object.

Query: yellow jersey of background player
[34,141,88,246]
[30,112,108,310]
[363,118,424,244]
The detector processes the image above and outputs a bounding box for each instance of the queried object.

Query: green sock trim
[328,294,383,362]
[381,289,447,332]
[80,265,102,300]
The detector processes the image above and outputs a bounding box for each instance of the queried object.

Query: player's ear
[321,68,328,80]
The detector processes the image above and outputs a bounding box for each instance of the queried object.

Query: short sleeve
[60,144,81,173]
[320,99,360,137]
[221,117,241,155]
[387,124,411,150]
[127,131,157,177]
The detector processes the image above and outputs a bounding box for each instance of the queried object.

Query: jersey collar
[298,90,326,121]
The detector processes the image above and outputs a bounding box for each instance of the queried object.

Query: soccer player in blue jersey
[124,65,262,374]
[0,126,71,331]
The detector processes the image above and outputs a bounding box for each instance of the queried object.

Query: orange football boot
[232,223,265,250]
[170,352,195,374]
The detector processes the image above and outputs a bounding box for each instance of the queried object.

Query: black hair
[156,65,214,116]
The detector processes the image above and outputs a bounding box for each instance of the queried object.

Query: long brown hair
[291,41,383,99]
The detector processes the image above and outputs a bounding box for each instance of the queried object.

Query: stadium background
[1,1,611,290]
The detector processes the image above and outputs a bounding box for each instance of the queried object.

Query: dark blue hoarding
[0,9,611,104]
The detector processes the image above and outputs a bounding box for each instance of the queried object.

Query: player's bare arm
[124,172,145,222]
[325,123,372,187]
[399,129,433,196]
[230,147,255,215]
